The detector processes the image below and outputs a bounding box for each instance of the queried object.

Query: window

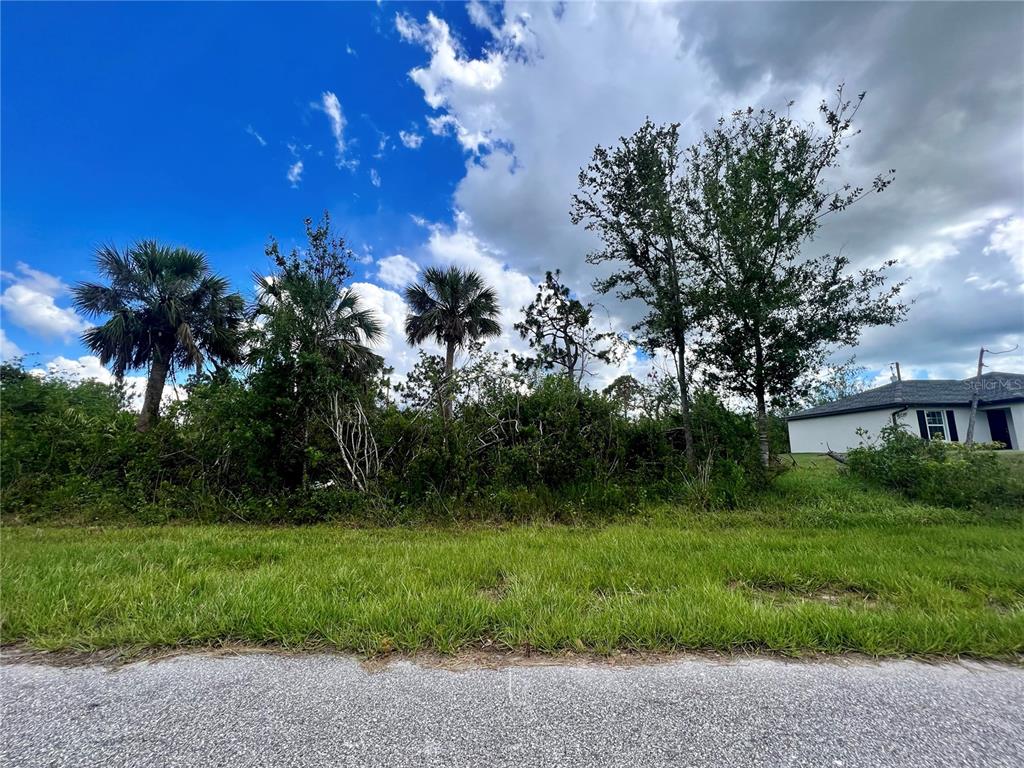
[925,410,948,441]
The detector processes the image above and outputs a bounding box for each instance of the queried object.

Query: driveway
[2,653,1022,767]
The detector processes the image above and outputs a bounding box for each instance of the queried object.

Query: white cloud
[399,130,424,149]
[356,243,374,266]
[245,124,267,146]
[349,281,421,383]
[466,0,500,35]
[0,261,67,296]
[346,43,357,57]
[0,263,87,340]
[287,160,304,187]
[394,3,748,298]
[38,354,114,382]
[985,216,1024,280]
[318,91,357,169]
[965,274,1010,292]
[30,355,189,411]
[885,241,959,271]
[0,328,23,360]
[376,254,419,289]
[370,168,381,188]
[395,2,1024,383]
[936,207,1011,240]
[395,11,506,152]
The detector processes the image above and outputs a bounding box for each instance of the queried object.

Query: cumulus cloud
[28,354,184,411]
[396,1,1024,382]
[318,91,358,169]
[0,262,87,340]
[399,129,424,149]
[0,328,23,360]
[349,280,423,386]
[376,254,419,289]
[395,11,506,153]
[370,168,381,188]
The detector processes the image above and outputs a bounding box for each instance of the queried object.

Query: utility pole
[965,344,1019,446]
[965,347,984,446]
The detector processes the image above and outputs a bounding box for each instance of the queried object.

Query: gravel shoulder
[2,653,1023,767]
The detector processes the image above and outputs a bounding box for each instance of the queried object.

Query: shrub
[847,424,1024,508]
[1,361,771,523]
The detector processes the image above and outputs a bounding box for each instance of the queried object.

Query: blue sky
[2,1,1022,391]
[2,3,473,305]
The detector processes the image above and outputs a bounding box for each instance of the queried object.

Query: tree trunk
[752,330,770,468]
[443,340,456,422]
[673,331,696,472]
[754,386,770,469]
[137,343,173,432]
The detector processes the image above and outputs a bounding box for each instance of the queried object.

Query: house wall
[788,405,1006,453]
[788,409,904,453]
[938,406,990,443]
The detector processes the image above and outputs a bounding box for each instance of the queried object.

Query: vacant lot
[3,459,1022,658]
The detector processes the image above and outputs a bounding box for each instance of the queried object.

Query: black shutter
[946,410,959,441]
[916,410,929,440]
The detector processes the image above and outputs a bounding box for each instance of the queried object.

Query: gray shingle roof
[787,371,1024,420]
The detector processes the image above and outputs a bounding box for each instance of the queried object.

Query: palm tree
[72,241,245,431]
[249,269,384,487]
[249,270,384,376]
[404,266,501,420]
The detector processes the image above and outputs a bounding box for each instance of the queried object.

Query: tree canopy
[71,241,244,431]
[404,265,502,420]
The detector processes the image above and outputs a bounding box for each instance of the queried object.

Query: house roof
[786,371,1024,421]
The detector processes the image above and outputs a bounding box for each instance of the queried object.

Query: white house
[787,371,1024,453]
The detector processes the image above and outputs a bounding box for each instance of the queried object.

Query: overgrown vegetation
[847,424,1024,508]
[0,360,771,524]
[3,459,1021,658]
[1,87,923,524]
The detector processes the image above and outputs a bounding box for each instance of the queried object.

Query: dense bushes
[9,361,1017,524]
[847,424,1024,508]
[0,362,773,524]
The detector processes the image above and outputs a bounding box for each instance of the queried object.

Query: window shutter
[946,410,959,441]
[916,410,929,440]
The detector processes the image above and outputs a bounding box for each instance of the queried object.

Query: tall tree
[253,211,382,383]
[571,120,698,469]
[249,212,383,485]
[72,241,244,432]
[513,270,619,385]
[678,87,907,467]
[403,266,501,421]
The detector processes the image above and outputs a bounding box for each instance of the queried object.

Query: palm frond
[404,266,502,349]
[72,240,244,380]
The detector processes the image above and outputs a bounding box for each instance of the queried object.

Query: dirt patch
[477,570,511,602]
[4,642,1021,671]
[729,579,884,608]
[987,596,1023,615]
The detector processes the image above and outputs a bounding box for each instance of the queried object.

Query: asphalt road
[2,653,1022,767]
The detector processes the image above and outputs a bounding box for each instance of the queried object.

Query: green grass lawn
[3,458,1022,658]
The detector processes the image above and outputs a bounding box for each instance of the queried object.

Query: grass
[2,457,1022,659]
